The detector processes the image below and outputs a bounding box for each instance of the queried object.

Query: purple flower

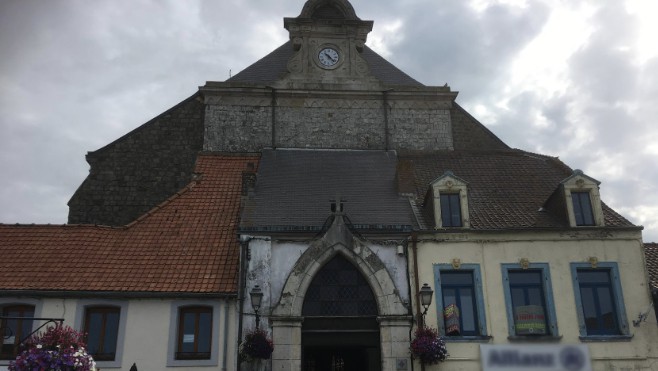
[8,325,96,371]
[410,326,448,365]
[239,328,274,362]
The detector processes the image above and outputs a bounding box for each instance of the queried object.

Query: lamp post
[419,283,433,328]
[249,285,264,329]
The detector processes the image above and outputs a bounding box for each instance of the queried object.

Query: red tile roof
[0,154,258,295]
[645,243,658,289]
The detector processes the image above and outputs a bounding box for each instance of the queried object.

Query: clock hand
[324,51,336,62]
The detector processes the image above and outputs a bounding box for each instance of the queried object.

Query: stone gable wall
[203,91,454,151]
[68,95,205,226]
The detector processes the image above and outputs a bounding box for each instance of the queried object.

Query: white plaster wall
[410,231,658,371]
[0,297,238,371]
[250,238,410,324]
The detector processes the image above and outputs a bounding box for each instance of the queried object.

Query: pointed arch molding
[272,240,407,318]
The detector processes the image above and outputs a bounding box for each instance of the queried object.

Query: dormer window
[431,171,469,229]
[571,191,595,226]
[561,170,604,227]
[440,193,462,227]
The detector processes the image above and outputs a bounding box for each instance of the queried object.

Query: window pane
[511,287,526,307]
[103,312,119,355]
[527,287,544,306]
[458,288,476,333]
[578,270,610,284]
[596,287,617,331]
[509,271,541,285]
[182,312,196,353]
[442,288,456,306]
[441,272,472,285]
[572,192,594,226]
[198,312,212,353]
[86,312,103,354]
[440,194,462,227]
[449,195,462,226]
[440,195,452,225]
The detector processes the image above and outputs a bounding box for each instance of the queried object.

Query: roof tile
[0,154,259,295]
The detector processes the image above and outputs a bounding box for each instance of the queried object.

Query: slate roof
[398,150,636,230]
[0,154,258,295]
[228,41,423,87]
[645,243,658,289]
[240,149,416,232]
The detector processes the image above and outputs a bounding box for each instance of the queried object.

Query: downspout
[411,231,422,326]
[222,300,230,371]
[236,238,250,371]
[405,236,416,371]
[411,231,423,371]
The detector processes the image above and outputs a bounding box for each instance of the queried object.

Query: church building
[1,1,656,371]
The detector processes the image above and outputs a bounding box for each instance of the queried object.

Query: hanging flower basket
[9,324,96,371]
[410,326,448,365]
[239,328,274,362]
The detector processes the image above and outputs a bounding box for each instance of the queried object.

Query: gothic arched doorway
[301,254,381,371]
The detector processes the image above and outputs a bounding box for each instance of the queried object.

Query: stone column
[270,316,303,371]
[378,315,413,371]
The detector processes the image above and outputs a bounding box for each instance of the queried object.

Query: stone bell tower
[282,0,379,88]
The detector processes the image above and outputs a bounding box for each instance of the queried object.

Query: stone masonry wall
[68,95,205,226]
[203,90,454,151]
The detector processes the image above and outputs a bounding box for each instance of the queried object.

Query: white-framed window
[501,263,560,339]
[570,262,630,340]
[167,301,221,367]
[431,171,469,229]
[562,170,604,227]
[74,300,128,369]
[433,264,488,340]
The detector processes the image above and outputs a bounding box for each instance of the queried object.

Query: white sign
[481,344,592,371]
[183,334,195,343]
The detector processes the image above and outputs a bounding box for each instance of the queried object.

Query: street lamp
[419,283,433,328]
[250,285,264,328]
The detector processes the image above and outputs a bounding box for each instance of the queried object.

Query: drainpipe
[222,300,230,371]
[236,237,250,371]
[411,232,422,326]
[411,231,423,371]
[404,236,416,371]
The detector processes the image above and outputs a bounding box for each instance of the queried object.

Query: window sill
[507,335,562,343]
[579,334,633,342]
[444,335,492,343]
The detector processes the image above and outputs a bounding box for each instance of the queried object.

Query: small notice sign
[183,334,195,343]
[481,344,592,371]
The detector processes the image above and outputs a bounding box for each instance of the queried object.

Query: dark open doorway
[301,255,382,371]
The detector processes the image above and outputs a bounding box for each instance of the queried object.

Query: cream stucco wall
[409,230,658,371]
[0,296,238,371]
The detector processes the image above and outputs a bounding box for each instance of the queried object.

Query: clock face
[318,47,340,68]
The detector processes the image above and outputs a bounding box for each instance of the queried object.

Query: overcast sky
[1,0,657,241]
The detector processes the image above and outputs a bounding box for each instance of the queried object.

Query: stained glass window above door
[302,255,378,317]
